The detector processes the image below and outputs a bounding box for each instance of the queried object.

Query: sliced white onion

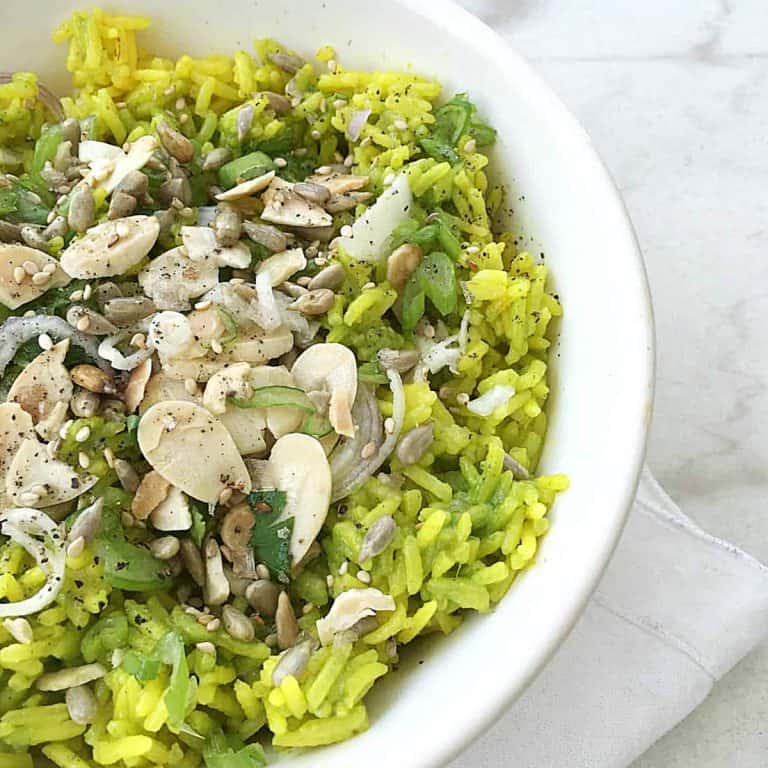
[98,332,154,371]
[330,368,405,502]
[196,206,217,226]
[466,385,516,417]
[0,508,66,617]
[347,108,371,142]
[253,271,282,331]
[0,316,108,378]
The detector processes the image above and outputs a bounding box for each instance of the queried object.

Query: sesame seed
[76,315,91,332]
[75,426,91,443]
[38,333,53,351]
[103,447,115,468]
[78,451,90,469]
[43,263,58,275]
[69,290,84,302]
[256,564,270,580]
[361,281,375,291]
[316,165,332,175]
[361,441,377,459]
[310,129,322,140]
[302,602,315,615]
[327,59,337,73]
[333,98,346,109]
[184,378,199,396]
[19,491,40,506]
[180,114,189,124]
[32,271,51,286]
[115,221,131,238]
[218,487,233,505]
[206,618,221,632]
[338,561,349,576]
[66,536,86,559]
[46,209,57,224]
[196,641,216,654]
[383,173,395,186]
[357,570,372,584]
[463,138,477,154]
[274,157,287,168]
[175,97,186,110]
[384,417,395,434]
[393,118,407,131]
[326,574,334,588]
[23,310,35,317]
[456,393,470,406]
[360,136,372,146]
[340,225,353,238]
[12,266,26,285]
[211,339,223,355]
[194,299,212,310]
[82,283,92,301]
[59,421,73,440]
[22,260,39,276]
[465,245,480,255]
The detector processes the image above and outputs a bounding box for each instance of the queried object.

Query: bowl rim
[393,0,656,763]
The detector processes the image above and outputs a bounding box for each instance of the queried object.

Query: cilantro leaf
[190,502,208,548]
[248,490,293,584]
[203,731,267,768]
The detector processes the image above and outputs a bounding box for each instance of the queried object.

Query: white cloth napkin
[449,469,768,767]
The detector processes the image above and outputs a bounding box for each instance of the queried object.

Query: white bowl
[2,1,654,765]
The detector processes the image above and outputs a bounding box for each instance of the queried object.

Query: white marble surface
[455,0,768,765]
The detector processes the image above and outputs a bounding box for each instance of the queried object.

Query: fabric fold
[450,469,768,768]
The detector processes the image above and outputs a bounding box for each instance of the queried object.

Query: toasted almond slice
[215,170,276,202]
[137,401,251,503]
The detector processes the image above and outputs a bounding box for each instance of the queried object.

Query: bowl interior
[1,1,654,765]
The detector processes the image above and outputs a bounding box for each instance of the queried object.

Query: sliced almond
[150,485,193,531]
[0,244,70,309]
[124,358,153,413]
[215,170,276,202]
[137,401,251,503]
[138,246,219,311]
[180,226,251,269]
[261,177,332,229]
[7,340,73,424]
[131,470,171,521]
[60,215,160,279]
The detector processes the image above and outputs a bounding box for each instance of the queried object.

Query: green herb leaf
[190,502,208,548]
[203,731,267,768]
[217,307,239,345]
[398,251,457,331]
[81,614,129,663]
[156,631,190,732]
[232,385,332,437]
[122,650,162,682]
[248,490,293,583]
[96,507,175,592]
[358,361,389,384]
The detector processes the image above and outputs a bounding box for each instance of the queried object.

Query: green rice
[0,8,567,766]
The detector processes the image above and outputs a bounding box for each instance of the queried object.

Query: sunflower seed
[108,190,138,220]
[157,121,195,163]
[65,685,97,725]
[271,638,313,686]
[245,579,281,617]
[180,538,206,587]
[358,515,397,562]
[290,288,335,316]
[67,184,96,233]
[395,422,435,465]
[222,604,255,642]
[275,591,299,650]
[201,147,232,172]
[294,181,330,204]
[212,203,242,247]
[268,51,305,74]
[242,220,288,252]
[113,169,149,199]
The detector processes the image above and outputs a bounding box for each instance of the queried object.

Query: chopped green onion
[232,385,333,437]
[217,151,275,188]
